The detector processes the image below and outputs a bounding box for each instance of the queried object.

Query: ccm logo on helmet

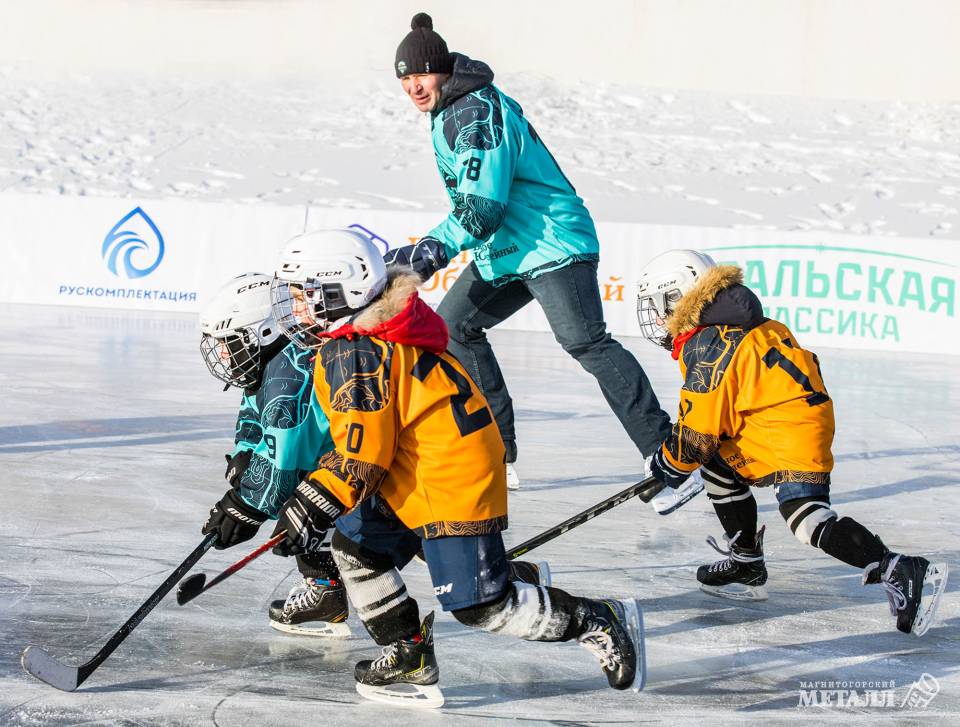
[236,280,270,294]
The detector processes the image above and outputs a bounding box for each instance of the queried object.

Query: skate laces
[578,618,621,671]
[877,555,908,615]
[284,578,323,614]
[371,642,400,670]
[705,529,763,572]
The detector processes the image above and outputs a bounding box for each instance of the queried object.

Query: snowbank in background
[1,71,959,239]
[3,1,960,100]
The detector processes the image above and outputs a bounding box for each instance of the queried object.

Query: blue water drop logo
[101,207,165,278]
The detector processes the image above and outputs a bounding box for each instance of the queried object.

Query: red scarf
[671,326,704,360]
[320,291,448,354]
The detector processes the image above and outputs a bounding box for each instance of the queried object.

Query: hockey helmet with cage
[636,249,716,349]
[271,228,388,350]
[199,272,284,389]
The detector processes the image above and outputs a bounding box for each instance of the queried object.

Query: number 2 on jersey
[411,351,493,437]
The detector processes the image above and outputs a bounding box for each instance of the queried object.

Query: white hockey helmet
[199,272,284,388]
[636,249,717,348]
[271,228,388,349]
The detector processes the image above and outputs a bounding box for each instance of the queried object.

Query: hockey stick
[507,476,663,560]
[21,532,217,692]
[176,532,286,605]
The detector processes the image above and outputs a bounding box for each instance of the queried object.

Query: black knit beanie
[394,12,454,78]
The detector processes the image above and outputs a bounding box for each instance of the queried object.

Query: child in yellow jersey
[636,249,947,637]
[266,228,646,708]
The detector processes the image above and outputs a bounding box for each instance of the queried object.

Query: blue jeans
[437,260,671,456]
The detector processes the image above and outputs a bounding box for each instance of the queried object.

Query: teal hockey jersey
[231,343,334,517]
[426,54,599,286]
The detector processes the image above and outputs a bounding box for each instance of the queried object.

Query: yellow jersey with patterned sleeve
[659,265,835,487]
[306,274,508,538]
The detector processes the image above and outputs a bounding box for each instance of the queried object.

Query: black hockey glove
[649,447,691,490]
[272,479,347,557]
[202,488,268,549]
[224,449,253,490]
[383,237,449,281]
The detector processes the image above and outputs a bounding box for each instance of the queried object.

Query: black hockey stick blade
[176,532,285,607]
[21,646,83,692]
[507,476,663,560]
[175,573,207,605]
[21,532,216,691]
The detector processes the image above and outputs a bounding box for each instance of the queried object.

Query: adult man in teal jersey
[386,14,699,512]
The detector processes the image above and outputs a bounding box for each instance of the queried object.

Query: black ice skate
[863,553,948,637]
[269,578,351,638]
[697,526,768,601]
[577,598,645,691]
[508,559,553,586]
[354,612,443,709]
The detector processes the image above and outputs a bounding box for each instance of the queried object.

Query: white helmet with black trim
[636,249,717,348]
[199,272,284,389]
[271,228,388,350]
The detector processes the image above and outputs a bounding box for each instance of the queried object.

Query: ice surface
[0,304,957,725]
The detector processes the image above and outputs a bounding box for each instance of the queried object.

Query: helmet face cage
[636,288,684,350]
[271,277,351,350]
[200,328,261,388]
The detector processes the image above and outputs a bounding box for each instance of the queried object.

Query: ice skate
[506,463,521,490]
[644,454,703,514]
[697,526,768,601]
[505,440,520,490]
[269,578,351,638]
[577,598,645,691]
[649,470,704,515]
[508,559,552,587]
[864,553,948,637]
[354,612,443,709]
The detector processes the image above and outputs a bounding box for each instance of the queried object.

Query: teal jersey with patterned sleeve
[426,54,599,286]
[231,342,334,517]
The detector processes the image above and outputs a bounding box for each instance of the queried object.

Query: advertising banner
[2,194,957,354]
[0,194,305,312]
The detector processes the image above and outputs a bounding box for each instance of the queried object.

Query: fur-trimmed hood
[666,265,764,337]
[320,272,449,354]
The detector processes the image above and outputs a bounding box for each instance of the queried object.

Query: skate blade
[270,620,352,638]
[912,562,948,637]
[506,463,520,490]
[356,680,444,709]
[651,479,703,515]
[618,598,646,692]
[699,582,768,602]
[537,560,552,588]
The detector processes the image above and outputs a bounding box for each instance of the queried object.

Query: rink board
[0,193,956,354]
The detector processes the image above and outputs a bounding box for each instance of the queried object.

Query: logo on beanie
[425,61,430,72]
[397,60,407,75]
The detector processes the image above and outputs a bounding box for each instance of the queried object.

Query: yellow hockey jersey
[659,266,835,486]
[306,274,508,538]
